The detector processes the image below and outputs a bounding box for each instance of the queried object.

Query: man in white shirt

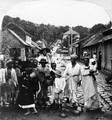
[63,54,81,103]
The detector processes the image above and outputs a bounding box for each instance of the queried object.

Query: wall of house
[2,29,25,59]
[82,45,98,59]
[2,30,24,49]
[102,40,112,71]
[0,31,3,52]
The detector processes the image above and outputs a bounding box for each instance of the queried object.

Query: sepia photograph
[0,0,112,120]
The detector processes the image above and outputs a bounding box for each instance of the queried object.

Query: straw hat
[39,58,48,64]
[6,59,13,64]
[70,54,78,59]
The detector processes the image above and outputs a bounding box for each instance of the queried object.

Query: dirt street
[0,107,112,120]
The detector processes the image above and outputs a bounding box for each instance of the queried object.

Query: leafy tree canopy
[2,15,111,48]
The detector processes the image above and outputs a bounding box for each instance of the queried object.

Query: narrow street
[0,105,112,120]
[0,1,112,120]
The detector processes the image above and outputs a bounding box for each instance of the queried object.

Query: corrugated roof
[103,34,112,42]
[83,33,103,47]
[103,29,112,36]
[80,34,94,47]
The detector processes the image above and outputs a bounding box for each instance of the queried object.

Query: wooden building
[81,29,112,72]
[102,29,112,71]
[1,23,40,61]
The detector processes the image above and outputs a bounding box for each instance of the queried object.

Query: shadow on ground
[0,107,112,120]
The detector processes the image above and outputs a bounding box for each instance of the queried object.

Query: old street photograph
[0,0,112,120]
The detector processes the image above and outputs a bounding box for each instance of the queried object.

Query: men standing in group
[30,58,51,106]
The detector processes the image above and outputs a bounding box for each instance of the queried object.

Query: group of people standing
[0,50,101,116]
[51,53,100,115]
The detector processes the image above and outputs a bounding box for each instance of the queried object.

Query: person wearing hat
[37,48,50,65]
[30,58,50,80]
[62,54,82,111]
[17,69,38,115]
[5,59,18,106]
[30,58,51,106]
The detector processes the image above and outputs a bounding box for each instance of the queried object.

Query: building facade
[1,23,40,61]
[81,29,112,72]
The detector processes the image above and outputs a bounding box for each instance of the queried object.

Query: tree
[2,15,111,48]
[89,23,107,34]
[73,26,89,39]
[2,15,14,30]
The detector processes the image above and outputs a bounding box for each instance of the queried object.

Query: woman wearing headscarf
[81,57,99,111]
[17,68,37,115]
[84,53,99,110]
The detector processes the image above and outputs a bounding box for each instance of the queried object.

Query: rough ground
[0,72,112,120]
[0,107,112,120]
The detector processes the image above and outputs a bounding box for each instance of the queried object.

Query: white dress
[81,65,96,106]
[81,64,99,109]
[63,62,81,102]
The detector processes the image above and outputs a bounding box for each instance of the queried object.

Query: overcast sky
[0,0,111,29]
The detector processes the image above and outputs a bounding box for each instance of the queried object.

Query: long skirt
[82,75,99,109]
[17,87,35,109]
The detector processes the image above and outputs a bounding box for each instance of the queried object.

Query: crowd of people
[0,49,101,116]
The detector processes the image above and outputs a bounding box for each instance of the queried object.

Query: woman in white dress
[81,57,99,111]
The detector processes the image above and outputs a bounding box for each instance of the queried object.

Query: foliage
[2,15,111,48]
[89,23,111,34]
[73,26,89,39]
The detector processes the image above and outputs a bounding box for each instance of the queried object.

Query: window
[10,48,21,57]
